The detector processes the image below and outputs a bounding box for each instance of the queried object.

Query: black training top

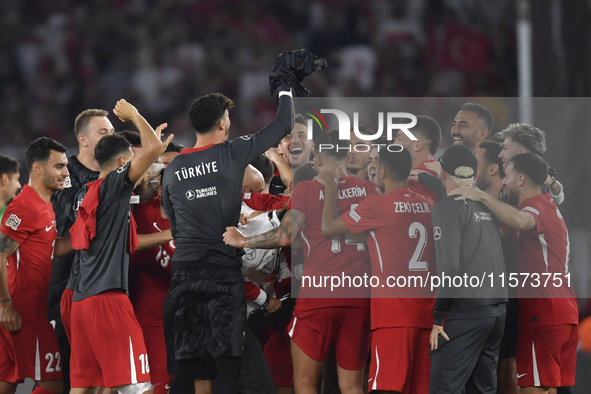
[431,195,508,325]
[49,155,99,295]
[73,162,135,301]
[162,94,294,267]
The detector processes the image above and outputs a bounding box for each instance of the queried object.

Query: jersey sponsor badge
[240,134,252,140]
[474,212,492,222]
[349,207,361,222]
[243,193,251,199]
[5,214,21,230]
[433,226,441,240]
[117,165,126,173]
[186,190,196,200]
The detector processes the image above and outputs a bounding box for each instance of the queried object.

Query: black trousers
[429,313,506,394]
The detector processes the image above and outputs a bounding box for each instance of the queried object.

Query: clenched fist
[113,99,139,122]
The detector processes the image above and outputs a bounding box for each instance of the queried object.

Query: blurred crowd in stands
[0,0,519,145]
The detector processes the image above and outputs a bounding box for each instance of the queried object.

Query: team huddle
[0,50,577,394]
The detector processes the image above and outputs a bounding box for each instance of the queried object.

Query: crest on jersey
[63,176,72,188]
[5,214,21,230]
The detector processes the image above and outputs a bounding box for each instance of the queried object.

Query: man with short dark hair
[347,124,374,180]
[250,155,275,193]
[476,140,506,196]
[117,130,142,156]
[68,100,173,394]
[160,142,184,166]
[453,153,578,394]
[395,115,442,176]
[451,102,495,152]
[268,114,313,195]
[50,108,114,393]
[162,50,325,394]
[319,147,435,394]
[0,137,72,394]
[429,144,507,394]
[0,153,21,221]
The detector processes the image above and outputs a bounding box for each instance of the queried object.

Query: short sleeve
[290,182,308,213]
[0,200,37,244]
[520,201,547,234]
[341,195,382,235]
[101,162,134,202]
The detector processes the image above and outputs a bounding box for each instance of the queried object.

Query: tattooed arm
[0,232,22,331]
[223,209,306,249]
[135,162,166,203]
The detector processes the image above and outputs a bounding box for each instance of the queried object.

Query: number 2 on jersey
[408,222,428,271]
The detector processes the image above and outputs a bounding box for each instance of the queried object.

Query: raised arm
[113,99,173,183]
[451,186,536,231]
[0,232,22,331]
[265,147,292,191]
[316,173,349,237]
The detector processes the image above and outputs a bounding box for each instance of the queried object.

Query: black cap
[438,144,478,178]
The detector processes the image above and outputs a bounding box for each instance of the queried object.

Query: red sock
[32,387,59,394]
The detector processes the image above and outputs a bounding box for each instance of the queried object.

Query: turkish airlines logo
[186,190,196,200]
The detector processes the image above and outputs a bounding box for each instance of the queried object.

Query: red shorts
[60,288,74,342]
[0,319,62,383]
[288,307,370,370]
[516,324,578,388]
[368,327,430,393]
[140,322,172,394]
[70,291,150,388]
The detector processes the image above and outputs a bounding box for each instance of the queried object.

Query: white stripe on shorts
[532,340,540,386]
[35,336,41,380]
[288,317,297,337]
[372,346,380,391]
[129,337,137,384]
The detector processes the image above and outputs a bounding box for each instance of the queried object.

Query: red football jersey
[0,185,56,322]
[516,193,578,327]
[414,159,439,177]
[408,180,440,204]
[342,188,435,330]
[129,195,174,326]
[291,176,376,312]
[242,192,290,211]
